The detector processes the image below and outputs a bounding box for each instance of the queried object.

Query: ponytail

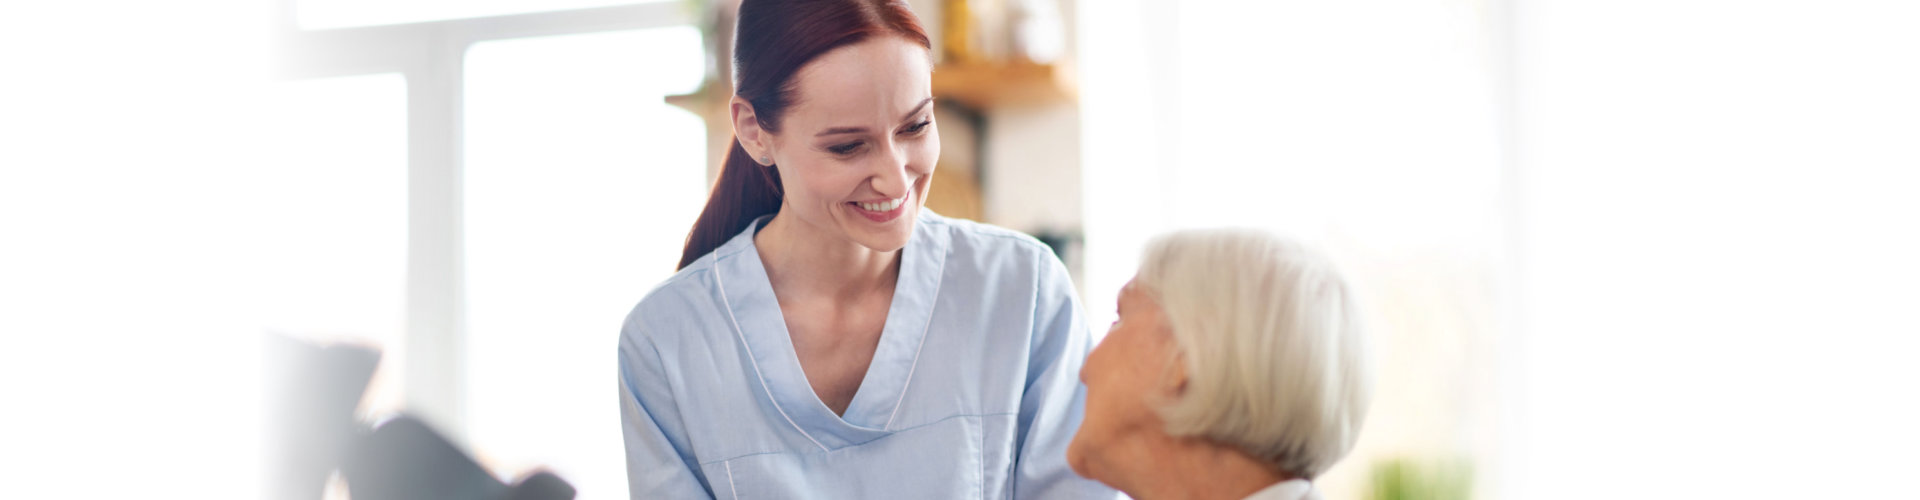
[679,139,784,269]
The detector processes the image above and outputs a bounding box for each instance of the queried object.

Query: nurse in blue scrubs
[616,1,1115,498]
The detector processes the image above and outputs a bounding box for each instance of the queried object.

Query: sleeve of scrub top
[618,327,715,500]
[1012,251,1119,499]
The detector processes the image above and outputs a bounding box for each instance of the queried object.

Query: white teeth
[856,195,907,212]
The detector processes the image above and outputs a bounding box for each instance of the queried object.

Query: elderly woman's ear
[1160,351,1189,397]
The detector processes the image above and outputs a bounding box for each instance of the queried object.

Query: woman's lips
[848,192,909,223]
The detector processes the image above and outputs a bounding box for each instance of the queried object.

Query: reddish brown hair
[678,0,933,269]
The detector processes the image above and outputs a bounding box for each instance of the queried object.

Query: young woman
[616,1,1113,498]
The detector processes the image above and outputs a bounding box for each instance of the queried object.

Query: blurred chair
[269,333,574,500]
[343,416,575,500]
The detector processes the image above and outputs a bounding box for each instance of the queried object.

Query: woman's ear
[730,96,773,165]
[1164,355,1189,397]
[1160,332,1190,398]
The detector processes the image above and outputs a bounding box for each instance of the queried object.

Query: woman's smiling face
[761,35,939,252]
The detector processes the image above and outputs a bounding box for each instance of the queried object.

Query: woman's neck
[754,210,900,301]
[1098,433,1293,500]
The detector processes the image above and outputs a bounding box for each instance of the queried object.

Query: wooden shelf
[931,62,1076,110]
[671,62,1076,113]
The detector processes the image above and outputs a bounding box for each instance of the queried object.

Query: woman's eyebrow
[812,97,935,137]
[815,126,867,137]
[898,97,933,122]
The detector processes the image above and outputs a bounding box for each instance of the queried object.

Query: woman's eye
[828,142,862,155]
[902,119,932,135]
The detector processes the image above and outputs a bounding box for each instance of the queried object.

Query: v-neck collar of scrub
[711,212,951,451]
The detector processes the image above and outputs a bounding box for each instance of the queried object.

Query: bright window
[295,0,669,30]
[461,27,705,500]
[1081,0,1504,497]
[261,73,410,420]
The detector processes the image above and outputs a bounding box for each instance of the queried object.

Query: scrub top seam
[883,243,948,430]
[696,411,1019,466]
[936,219,1052,249]
[712,259,831,453]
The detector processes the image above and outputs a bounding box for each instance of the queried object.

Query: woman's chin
[844,211,916,252]
[851,231,912,253]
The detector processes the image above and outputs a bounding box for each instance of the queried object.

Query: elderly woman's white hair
[1134,228,1372,480]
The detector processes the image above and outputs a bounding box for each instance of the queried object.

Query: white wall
[984,103,1083,235]
[1507,1,1920,498]
[1081,1,1920,499]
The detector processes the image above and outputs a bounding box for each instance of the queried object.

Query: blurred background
[2,0,1917,499]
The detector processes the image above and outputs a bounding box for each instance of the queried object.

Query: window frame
[272,1,694,440]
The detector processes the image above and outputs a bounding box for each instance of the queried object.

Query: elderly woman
[1068,229,1372,500]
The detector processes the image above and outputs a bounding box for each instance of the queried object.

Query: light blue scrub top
[618,211,1115,499]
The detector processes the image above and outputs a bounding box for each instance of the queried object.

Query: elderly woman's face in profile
[1068,279,1182,477]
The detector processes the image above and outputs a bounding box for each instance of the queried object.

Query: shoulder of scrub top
[917,209,1061,275]
[617,238,737,350]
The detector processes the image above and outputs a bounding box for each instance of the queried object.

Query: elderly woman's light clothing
[618,211,1115,499]
[1242,479,1321,500]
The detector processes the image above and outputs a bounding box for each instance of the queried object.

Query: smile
[848,192,909,222]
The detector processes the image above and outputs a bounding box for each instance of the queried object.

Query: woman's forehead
[1119,280,1152,306]
[786,37,932,127]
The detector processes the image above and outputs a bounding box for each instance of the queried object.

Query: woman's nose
[869,142,914,197]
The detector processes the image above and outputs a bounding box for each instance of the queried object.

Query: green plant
[1366,458,1473,500]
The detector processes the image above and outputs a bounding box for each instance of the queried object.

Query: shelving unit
[665,61,1076,133]
[932,61,1077,110]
